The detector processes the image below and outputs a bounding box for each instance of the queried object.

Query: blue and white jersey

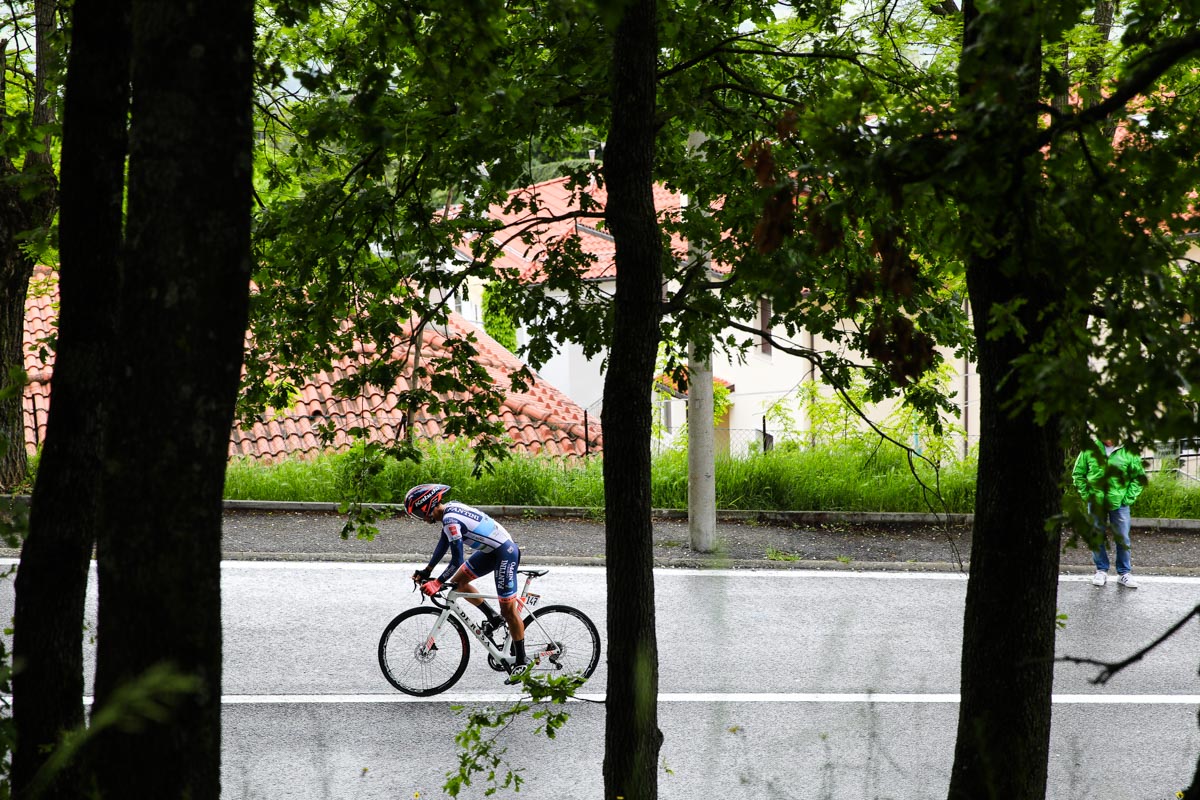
[440,502,513,554]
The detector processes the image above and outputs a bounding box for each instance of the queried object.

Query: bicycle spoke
[522,606,600,682]
[378,607,470,695]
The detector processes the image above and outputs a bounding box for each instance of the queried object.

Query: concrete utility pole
[688,340,717,552]
[684,130,716,553]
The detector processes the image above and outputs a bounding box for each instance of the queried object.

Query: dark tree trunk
[0,244,32,486]
[951,262,1064,800]
[601,0,664,797]
[949,3,1064,798]
[0,0,58,490]
[10,0,131,796]
[89,0,253,796]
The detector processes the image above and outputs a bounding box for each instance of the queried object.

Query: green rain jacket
[1071,439,1148,511]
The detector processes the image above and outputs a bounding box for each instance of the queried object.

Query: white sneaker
[1091,570,1107,587]
[1116,573,1138,589]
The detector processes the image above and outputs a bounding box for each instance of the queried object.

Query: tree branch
[657,30,767,82]
[1057,603,1199,685]
[1035,30,1200,150]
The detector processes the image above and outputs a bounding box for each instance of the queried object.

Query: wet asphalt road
[2,559,1196,799]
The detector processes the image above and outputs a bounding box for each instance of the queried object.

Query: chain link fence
[649,426,767,458]
[651,420,986,461]
[1148,439,1200,482]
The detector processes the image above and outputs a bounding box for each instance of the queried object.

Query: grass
[645,444,979,514]
[224,457,344,502]
[218,440,1200,519]
[1138,474,1200,519]
[223,441,607,507]
[765,547,800,562]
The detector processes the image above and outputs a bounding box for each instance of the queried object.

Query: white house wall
[691,324,980,459]
[496,284,982,459]
[520,331,608,413]
[452,261,990,460]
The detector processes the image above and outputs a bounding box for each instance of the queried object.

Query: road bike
[378,567,601,696]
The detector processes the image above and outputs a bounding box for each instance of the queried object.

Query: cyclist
[405,483,527,680]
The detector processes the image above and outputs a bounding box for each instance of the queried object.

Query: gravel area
[219,506,1200,575]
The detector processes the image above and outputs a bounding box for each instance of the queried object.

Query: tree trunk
[0,0,58,490]
[948,3,1064,798]
[951,261,1064,800]
[601,0,664,797]
[10,0,130,795]
[0,244,32,487]
[89,0,253,796]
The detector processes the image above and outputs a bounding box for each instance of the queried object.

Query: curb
[218,499,1200,531]
[7,496,1200,531]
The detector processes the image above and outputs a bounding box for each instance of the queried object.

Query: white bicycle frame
[425,572,543,666]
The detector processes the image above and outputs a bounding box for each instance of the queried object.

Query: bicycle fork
[420,607,459,657]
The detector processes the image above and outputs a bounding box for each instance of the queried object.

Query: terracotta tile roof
[457,175,726,283]
[22,267,56,454]
[22,269,602,462]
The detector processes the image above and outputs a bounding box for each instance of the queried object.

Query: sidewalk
[218,500,1200,576]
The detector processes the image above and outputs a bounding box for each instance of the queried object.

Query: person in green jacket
[1072,435,1148,588]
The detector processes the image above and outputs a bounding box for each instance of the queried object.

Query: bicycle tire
[378,607,470,696]
[521,604,601,683]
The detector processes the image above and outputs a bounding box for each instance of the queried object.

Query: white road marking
[207,562,1199,584]
[48,692,1184,705]
[29,693,1198,706]
[2,559,1196,584]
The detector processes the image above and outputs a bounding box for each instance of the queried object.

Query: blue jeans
[1089,505,1132,575]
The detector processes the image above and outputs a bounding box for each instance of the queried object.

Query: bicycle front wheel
[521,605,601,683]
[378,607,470,696]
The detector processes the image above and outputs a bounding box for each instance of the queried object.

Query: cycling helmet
[404,483,450,522]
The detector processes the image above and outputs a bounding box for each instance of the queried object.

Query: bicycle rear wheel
[521,605,601,683]
[379,607,470,696]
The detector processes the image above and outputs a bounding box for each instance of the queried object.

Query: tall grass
[224,456,345,502]
[1138,474,1200,519]
[650,444,977,513]
[222,440,976,513]
[223,441,608,508]
[222,441,1200,517]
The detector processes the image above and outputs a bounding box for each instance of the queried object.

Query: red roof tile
[22,269,602,462]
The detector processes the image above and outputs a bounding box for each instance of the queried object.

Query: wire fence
[650,420,985,461]
[1147,440,1200,482]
